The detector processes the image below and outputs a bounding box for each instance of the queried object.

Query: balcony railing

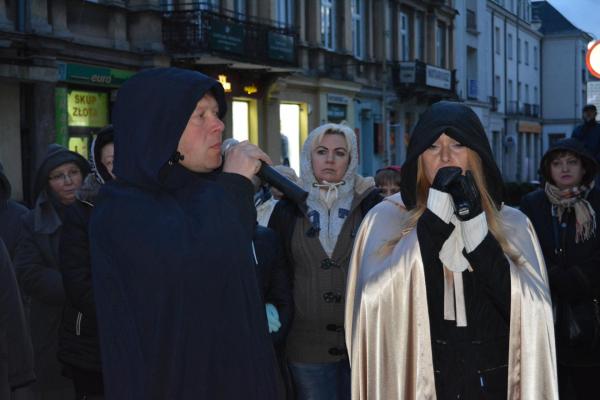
[162,3,298,67]
[507,101,540,117]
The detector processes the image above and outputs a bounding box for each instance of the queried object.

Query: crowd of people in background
[0,67,598,400]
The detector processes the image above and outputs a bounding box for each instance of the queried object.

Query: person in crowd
[345,101,558,399]
[14,144,89,399]
[77,125,115,202]
[89,68,280,399]
[520,138,600,399]
[255,165,299,226]
[0,161,28,259]
[269,123,381,400]
[572,104,600,163]
[57,125,116,400]
[374,165,402,197]
[0,238,35,398]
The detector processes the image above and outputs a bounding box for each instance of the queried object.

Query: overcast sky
[544,0,600,41]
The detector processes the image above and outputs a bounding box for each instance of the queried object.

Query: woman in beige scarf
[520,138,600,399]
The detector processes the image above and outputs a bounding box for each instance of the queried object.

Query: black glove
[447,171,483,221]
[431,166,463,193]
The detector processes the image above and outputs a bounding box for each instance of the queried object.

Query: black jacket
[58,199,101,372]
[90,68,279,399]
[253,224,293,346]
[0,239,35,397]
[521,188,600,366]
[0,161,28,259]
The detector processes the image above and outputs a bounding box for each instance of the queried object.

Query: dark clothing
[520,189,600,366]
[0,240,35,398]
[0,161,29,259]
[13,145,87,398]
[417,209,511,399]
[253,224,294,346]
[558,364,600,399]
[90,68,279,399]
[572,120,600,164]
[58,199,103,397]
[0,199,27,259]
[268,188,381,363]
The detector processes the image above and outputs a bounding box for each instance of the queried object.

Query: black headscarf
[401,101,504,209]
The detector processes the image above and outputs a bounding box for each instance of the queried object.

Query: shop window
[280,103,302,174]
[232,100,250,142]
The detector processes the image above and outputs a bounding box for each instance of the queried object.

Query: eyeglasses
[377,186,400,197]
[48,169,81,183]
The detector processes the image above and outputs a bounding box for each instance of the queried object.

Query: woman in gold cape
[345,102,558,399]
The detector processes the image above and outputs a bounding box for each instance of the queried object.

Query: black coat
[58,199,101,372]
[90,68,279,399]
[520,188,600,366]
[0,239,35,397]
[0,161,28,260]
[418,210,511,399]
[253,225,293,346]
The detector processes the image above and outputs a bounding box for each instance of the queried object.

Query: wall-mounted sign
[327,103,347,123]
[208,19,245,55]
[327,94,350,104]
[426,65,451,90]
[67,90,109,128]
[268,32,295,63]
[399,62,416,83]
[586,40,600,79]
[58,62,135,87]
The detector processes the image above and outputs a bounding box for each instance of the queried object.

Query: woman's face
[47,162,83,205]
[421,133,470,185]
[311,133,350,183]
[550,153,585,190]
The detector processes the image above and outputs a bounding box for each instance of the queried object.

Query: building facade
[532,0,592,151]
[455,0,542,182]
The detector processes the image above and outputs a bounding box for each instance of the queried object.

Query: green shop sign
[58,62,135,87]
[208,19,245,55]
[267,32,295,63]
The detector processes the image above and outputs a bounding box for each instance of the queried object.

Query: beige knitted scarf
[544,182,597,243]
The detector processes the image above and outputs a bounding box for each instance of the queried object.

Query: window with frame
[495,27,501,55]
[400,12,409,61]
[321,0,335,50]
[533,45,538,69]
[276,0,293,27]
[507,33,513,59]
[414,12,424,60]
[351,0,364,59]
[436,22,446,68]
[517,38,521,63]
[525,41,529,65]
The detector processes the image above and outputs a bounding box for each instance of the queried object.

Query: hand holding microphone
[222,139,308,205]
[222,140,272,181]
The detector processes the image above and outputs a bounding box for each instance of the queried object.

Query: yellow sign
[218,75,232,93]
[243,84,258,95]
[68,90,109,127]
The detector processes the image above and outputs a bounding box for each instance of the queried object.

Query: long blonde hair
[384,149,521,265]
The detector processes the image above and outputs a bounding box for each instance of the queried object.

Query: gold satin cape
[345,194,558,399]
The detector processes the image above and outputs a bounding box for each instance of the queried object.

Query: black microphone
[221,139,308,206]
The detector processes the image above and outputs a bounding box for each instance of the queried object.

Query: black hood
[400,101,504,209]
[540,138,598,186]
[112,67,227,190]
[90,125,115,184]
[34,144,90,199]
[0,161,10,201]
